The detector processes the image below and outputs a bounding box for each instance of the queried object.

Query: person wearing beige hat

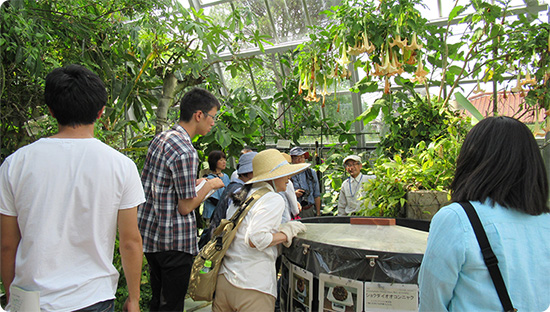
[212,149,309,312]
[337,155,376,216]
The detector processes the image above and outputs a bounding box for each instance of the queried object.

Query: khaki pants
[212,274,276,312]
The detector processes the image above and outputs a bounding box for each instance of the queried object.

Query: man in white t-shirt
[337,155,375,216]
[0,65,145,311]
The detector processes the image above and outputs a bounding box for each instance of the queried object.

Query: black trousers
[145,251,194,312]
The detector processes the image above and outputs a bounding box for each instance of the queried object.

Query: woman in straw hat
[212,149,310,312]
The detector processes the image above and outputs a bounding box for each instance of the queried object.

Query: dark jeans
[145,251,194,312]
[74,299,114,312]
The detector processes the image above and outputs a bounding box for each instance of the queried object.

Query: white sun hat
[246,149,310,184]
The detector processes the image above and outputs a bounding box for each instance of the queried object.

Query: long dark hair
[451,116,549,215]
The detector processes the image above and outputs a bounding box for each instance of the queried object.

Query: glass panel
[305,0,339,29]
[252,53,282,98]
[275,0,311,42]
[232,0,274,49]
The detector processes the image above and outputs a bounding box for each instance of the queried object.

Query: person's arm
[177,178,225,215]
[285,182,300,217]
[337,187,347,216]
[418,206,465,311]
[311,170,321,216]
[245,194,285,250]
[249,232,288,248]
[117,207,143,312]
[314,197,321,216]
[1,214,20,301]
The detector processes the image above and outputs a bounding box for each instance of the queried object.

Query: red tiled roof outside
[465,91,546,123]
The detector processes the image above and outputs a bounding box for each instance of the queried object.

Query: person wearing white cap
[212,149,309,312]
[337,155,376,216]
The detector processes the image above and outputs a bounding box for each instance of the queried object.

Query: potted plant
[357,97,470,218]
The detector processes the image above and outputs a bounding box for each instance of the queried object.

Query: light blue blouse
[418,200,550,311]
[203,172,230,219]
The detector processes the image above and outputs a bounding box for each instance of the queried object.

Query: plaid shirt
[138,124,199,254]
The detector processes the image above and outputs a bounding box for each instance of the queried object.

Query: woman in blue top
[203,150,230,221]
[419,116,550,311]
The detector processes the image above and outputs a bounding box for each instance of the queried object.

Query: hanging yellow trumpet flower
[389,49,404,76]
[405,33,423,51]
[511,72,524,93]
[520,70,537,86]
[411,57,428,84]
[473,80,485,94]
[320,76,331,107]
[363,33,375,54]
[337,44,351,67]
[389,35,408,50]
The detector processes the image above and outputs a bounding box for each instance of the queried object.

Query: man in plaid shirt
[138,87,225,311]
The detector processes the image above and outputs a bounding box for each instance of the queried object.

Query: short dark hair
[208,150,226,171]
[45,64,107,126]
[179,87,221,122]
[451,116,549,215]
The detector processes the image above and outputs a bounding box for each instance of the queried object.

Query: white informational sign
[319,273,364,312]
[290,264,314,312]
[364,282,418,311]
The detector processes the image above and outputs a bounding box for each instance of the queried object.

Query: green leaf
[448,5,464,21]
[454,92,483,123]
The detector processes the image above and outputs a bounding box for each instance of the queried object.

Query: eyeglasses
[344,162,361,168]
[202,111,219,121]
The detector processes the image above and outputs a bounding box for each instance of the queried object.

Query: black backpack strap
[458,201,516,312]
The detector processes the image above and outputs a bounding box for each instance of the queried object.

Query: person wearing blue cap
[198,151,257,248]
[289,146,321,217]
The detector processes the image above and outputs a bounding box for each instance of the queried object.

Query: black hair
[451,116,549,215]
[45,64,107,126]
[179,87,221,122]
[208,150,226,171]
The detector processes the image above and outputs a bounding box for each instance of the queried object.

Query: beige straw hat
[246,149,310,184]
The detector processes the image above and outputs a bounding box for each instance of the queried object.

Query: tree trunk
[155,73,179,134]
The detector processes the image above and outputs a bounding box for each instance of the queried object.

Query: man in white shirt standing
[337,155,375,216]
[0,65,145,311]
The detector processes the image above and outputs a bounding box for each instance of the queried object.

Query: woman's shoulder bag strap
[458,201,517,312]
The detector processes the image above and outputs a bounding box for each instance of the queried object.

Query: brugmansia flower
[405,52,417,65]
[511,72,524,93]
[304,88,320,102]
[389,50,404,76]
[473,81,485,94]
[374,49,396,76]
[320,76,331,107]
[384,76,391,94]
[389,35,408,49]
[349,32,376,55]
[405,33,423,51]
[337,44,351,67]
[411,58,428,84]
[520,70,537,86]
[299,75,309,95]
[362,33,375,54]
